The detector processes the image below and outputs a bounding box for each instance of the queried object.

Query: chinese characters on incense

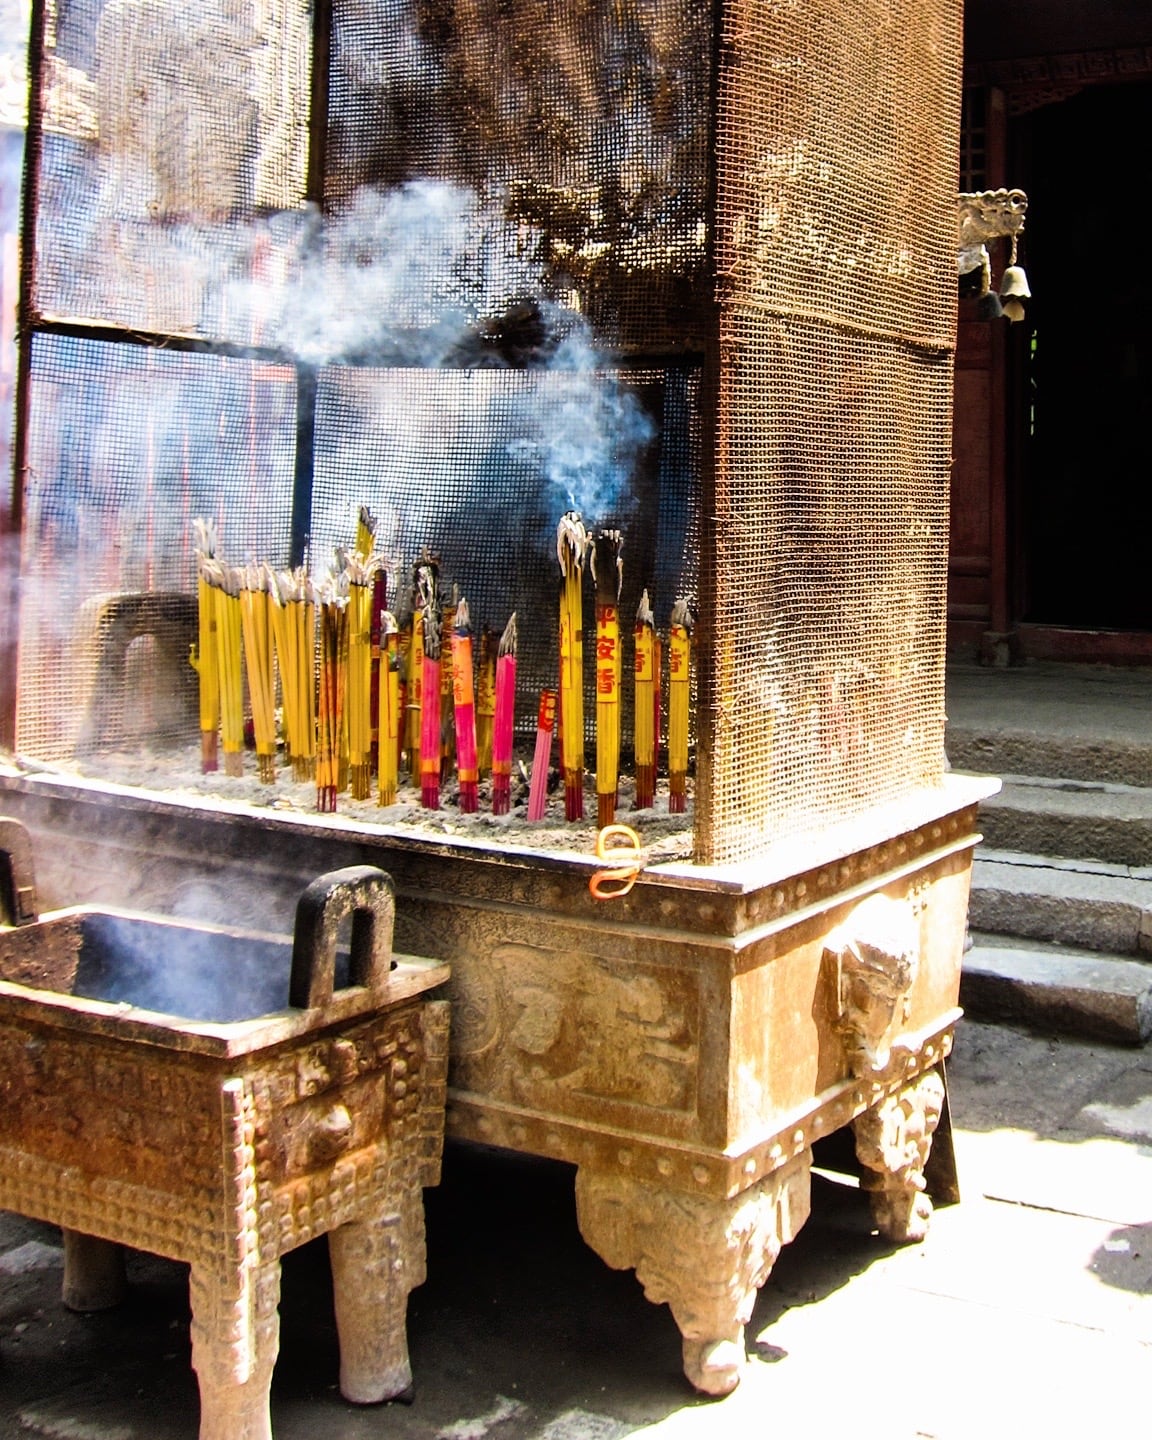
[190,509,692,819]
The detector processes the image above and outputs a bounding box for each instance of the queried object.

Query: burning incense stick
[451,599,479,812]
[355,506,386,769]
[205,562,245,778]
[591,530,623,829]
[405,603,423,772]
[378,610,400,806]
[476,624,496,776]
[491,613,518,815]
[633,588,656,809]
[239,564,277,783]
[317,586,348,812]
[346,553,376,800]
[527,688,556,822]
[557,512,588,821]
[668,598,693,814]
[191,518,220,773]
[418,566,442,809]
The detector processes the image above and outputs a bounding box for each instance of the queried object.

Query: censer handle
[0,817,38,927]
[289,865,396,1009]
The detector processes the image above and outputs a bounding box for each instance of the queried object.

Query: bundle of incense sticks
[526,688,556,821]
[203,562,244,777]
[475,625,496,776]
[591,529,623,829]
[668,598,693,814]
[633,588,656,809]
[191,518,220,773]
[556,512,588,821]
[417,565,442,809]
[452,598,479,813]
[345,553,376,800]
[239,564,277,783]
[491,612,517,815]
[378,610,401,806]
[317,586,348,812]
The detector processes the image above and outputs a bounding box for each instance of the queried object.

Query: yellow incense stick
[633,589,656,809]
[591,529,623,830]
[668,598,693,814]
[378,612,400,805]
[557,512,587,822]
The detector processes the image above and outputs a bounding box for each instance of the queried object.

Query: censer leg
[61,1230,128,1311]
[329,1194,426,1404]
[189,1258,281,1440]
[575,1151,811,1397]
[853,1067,947,1244]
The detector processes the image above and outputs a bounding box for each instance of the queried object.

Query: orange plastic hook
[589,823,643,901]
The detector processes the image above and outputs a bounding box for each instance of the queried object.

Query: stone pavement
[0,1017,1149,1440]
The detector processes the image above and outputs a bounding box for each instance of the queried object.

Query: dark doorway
[1017,80,1152,630]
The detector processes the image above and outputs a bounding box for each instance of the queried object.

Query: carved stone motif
[853,1068,946,1243]
[446,940,699,1118]
[575,1152,811,1397]
[825,890,920,1076]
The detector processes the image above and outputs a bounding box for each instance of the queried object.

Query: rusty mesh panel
[16,335,297,760]
[310,363,699,742]
[325,0,713,354]
[696,0,961,864]
[32,0,311,340]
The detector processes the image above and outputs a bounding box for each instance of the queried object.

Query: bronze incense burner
[0,819,450,1440]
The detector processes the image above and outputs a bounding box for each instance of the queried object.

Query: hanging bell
[1000,297,1026,323]
[999,264,1032,300]
[977,290,1003,320]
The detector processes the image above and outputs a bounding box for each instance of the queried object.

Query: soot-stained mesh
[17,334,297,759]
[310,362,699,741]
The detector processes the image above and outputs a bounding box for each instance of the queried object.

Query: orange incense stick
[452,598,479,812]
[476,625,496,776]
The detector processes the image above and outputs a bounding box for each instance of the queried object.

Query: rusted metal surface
[0,821,450,1439]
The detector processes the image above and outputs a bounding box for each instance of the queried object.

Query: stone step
[971,774,1152,869]
[948,727,1152,789]
[961,936,1152,1045]
[969,849,1152,957]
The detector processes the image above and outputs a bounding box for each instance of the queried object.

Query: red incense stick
[453,598,479,813]
[491,613,518,815]
[417,569,442,809]
[527,688,556,822]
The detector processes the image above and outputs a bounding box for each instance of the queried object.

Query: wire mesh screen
[696,0,961,864]
[325,0,713,355]
[17,335,297,759]
[15,0,963,866]
[33,0,311,342]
